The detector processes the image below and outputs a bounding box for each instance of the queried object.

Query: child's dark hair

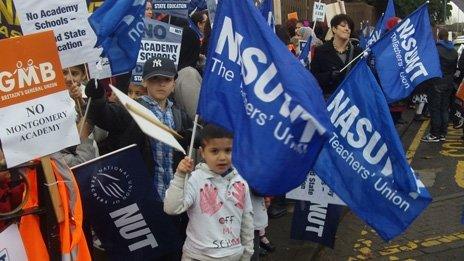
[200,124,233,147]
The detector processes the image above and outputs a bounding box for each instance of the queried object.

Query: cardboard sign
[287,12,298,21]
[153,0,189,18]
[287,171,346,206]
[0,31,80,167]
[14,0,100,68]
[131,19,183,84]
[0,0,23,39]
[312,2,326,22]
[0,224,28,261]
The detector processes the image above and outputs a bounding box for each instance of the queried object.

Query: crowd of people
[1,0,464,260]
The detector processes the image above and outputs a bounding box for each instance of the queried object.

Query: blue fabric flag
[197,0,333,195]
[72,145,182,259]
[88,0,145,75]
[298,36,312,67]
[363,0,396,48]
[291,201,344,248]
[188,0,207,13]
[258,0,275,31]
[370,4,442,103]
[358,21,370,49]
[313,60,432,240]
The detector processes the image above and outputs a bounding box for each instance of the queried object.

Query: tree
[361,0,452,25]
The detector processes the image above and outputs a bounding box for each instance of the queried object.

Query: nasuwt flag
[197,0,332,195]
[72,145,182,259]
[88,0,145,75]
[258,0,275,30]
[363,0,395,48]
[370,3,441,103]
[313,60,431,240]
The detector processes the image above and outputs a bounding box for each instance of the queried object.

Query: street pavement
[262,109,464,260]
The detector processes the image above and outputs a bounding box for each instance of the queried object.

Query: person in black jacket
[86,57,193,201]
[422,29,458,142]
[310,14,362,98]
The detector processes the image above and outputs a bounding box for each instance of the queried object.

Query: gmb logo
[0,59,56,92]
[91,165,133,205]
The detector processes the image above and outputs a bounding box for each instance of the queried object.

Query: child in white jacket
[164,124,254,261]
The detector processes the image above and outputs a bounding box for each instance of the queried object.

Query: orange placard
[287,12,299,21]
[0,30,65,108]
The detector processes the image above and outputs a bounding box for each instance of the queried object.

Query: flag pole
[188,115,199,158]
[340,51,367,73]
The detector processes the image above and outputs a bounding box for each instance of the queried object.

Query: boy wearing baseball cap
[85,56,192,202]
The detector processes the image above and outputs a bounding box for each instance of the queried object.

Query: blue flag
[197,0,332,195]
[188,0,207,13]
[313,60,432,240]
[370,4,442,103]
[298,36,312,67]
[88,0,145,75]
[363,0,396,48]
[358,21,370,49]
[291,201,344,248]
[72,145,182,259]
[258,0,275,31]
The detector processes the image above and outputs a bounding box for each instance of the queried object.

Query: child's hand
[176,157,194,176]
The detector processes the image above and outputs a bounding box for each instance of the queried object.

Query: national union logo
[0,248,9,261]
[90,165,133,205]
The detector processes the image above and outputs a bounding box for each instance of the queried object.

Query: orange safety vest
[51,158,91,261]
[19,167,50,261]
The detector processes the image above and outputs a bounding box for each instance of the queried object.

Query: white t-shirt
[182,164,253,258]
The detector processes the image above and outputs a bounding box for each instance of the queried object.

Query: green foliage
[362,0,452,25]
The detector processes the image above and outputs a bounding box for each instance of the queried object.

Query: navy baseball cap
[142,57,177,81]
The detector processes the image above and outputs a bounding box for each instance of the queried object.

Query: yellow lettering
[0,0,20,25]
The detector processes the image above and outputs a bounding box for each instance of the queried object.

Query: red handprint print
[200,183,223,215]
[232,181,246,209]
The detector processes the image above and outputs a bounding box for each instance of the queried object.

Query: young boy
[86,56,192,201]
[127,83,147,100]
[164,124,254,261]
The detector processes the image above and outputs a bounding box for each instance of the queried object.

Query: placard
[0,31,79,167]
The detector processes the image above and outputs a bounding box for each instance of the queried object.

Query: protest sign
[14,0,99,68]
[0,224,28,260]
[291,201,344,248]
[0,0,22,39]
[131,18,183,84]
[72,144,182,259]
[109,85,186,154]
[312,2,326,22]
[370,4,442,103]
[286,171,345,206]
[87,0,104,13]
[314,60,431,240]
[88,57,112,80]
[197,0,332,195]
[153,0,189,17]
[287,12,298,20]
[0,31,80,167]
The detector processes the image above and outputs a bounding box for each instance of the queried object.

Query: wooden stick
[40,156,64,223]
[125,103,183,139]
